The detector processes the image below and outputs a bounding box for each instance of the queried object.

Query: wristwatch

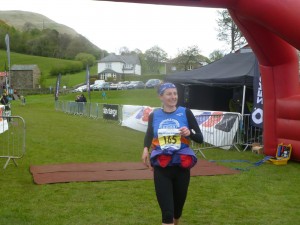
[190,129,196,136]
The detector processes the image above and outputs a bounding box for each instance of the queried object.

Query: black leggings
[154,166,190,224]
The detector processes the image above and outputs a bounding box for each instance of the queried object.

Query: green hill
[0,49,97,88]
[0,10,106,61]
[0,10,79,37]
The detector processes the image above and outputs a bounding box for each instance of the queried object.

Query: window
[124,64,133,69]
[187,65,193,71]
[100,74,106,80]
[105,63,111,69]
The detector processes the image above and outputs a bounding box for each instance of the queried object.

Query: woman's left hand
[179,127,190,137]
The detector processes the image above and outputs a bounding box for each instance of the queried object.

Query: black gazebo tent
[165,52,258,112]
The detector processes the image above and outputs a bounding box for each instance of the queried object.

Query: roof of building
[98,69,122,75]
[99,54,140,65]
[11,64,39,71]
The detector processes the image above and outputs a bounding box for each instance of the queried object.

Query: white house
[97,54,141,80]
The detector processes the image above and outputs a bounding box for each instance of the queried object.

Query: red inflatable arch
[102,0,300,161]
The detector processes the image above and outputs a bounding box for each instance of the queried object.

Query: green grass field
[1,90,300,225]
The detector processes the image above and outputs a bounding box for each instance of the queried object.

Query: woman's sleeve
[143,112,154,148]
[186,108,204,144]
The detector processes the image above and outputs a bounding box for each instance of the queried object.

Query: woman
[142,82,203,225]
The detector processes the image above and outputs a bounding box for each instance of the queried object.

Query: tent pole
[241,85,246,117]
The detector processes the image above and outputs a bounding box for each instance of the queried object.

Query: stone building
[10,65,41,89]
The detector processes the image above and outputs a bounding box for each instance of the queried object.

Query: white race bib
[158,128,181,150]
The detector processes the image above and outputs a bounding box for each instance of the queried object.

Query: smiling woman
[142,82,203,225]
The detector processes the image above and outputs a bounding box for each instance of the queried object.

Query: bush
[49,61,83,76]
[75,53,96,67]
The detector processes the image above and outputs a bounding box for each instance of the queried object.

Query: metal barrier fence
[55,101,94,117]
[240,114,263,150]
[193,113,263,157]
[55,101,120,122]
[0,116,26,169]
[55,101,263,156]
[192,113,240,157]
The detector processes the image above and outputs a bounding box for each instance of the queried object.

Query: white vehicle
[94,80,105,85]
[91,83,103,91]
[109,83,119,90]
[72,85,87,93]
[110,82,128,90]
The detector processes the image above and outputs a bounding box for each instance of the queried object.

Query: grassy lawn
[1,89,300,225]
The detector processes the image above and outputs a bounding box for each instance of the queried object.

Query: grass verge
[1,91,300,225]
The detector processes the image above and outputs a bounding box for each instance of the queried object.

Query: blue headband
[158,83,176,95]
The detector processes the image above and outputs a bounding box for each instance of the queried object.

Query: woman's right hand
[142,147,151,169]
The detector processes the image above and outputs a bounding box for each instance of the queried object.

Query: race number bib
[158,128,181,150]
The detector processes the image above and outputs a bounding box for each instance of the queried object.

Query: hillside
[0,49,97,88]
[0,10,79,37]
[0,10,106,60]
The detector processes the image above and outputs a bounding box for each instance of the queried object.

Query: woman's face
[159,88,178,108]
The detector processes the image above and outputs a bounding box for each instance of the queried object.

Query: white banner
[121,105,240,149]
[191,110,240,149]
[0,105,9,134]
[121,105,156,132]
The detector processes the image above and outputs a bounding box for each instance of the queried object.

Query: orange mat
[30,160,239,185]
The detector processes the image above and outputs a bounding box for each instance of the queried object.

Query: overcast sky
[0,0,227,58]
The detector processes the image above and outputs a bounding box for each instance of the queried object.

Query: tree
[216,9,247,52]
[57,33,72,58]
[0,21,103,60]
[132,48,142,55]
[209,50,224,62]
[119,46,130,55]
[174,45,210,71]
[144,45,168,74]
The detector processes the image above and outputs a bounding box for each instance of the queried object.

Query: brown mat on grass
[30,160,239,185]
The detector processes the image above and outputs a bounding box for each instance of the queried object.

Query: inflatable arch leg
[103,0,300,160]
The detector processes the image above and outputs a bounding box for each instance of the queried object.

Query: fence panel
[192,113,240,156]
[240,114,263,150]
[0,116,26,169]
[55,101,263,153]
[89,103,101,119]
[193,113,263,155]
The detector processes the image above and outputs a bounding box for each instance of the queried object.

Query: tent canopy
[165,52,257,87]
[164,52,258,112]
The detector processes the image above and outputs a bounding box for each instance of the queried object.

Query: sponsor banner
[0,105,9,133]
[5,34,10,67]
[121,105,156,132]
[103,104,119,121]
[191,110,240,149]
[121,105,240,149]
[252,58,263,128]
